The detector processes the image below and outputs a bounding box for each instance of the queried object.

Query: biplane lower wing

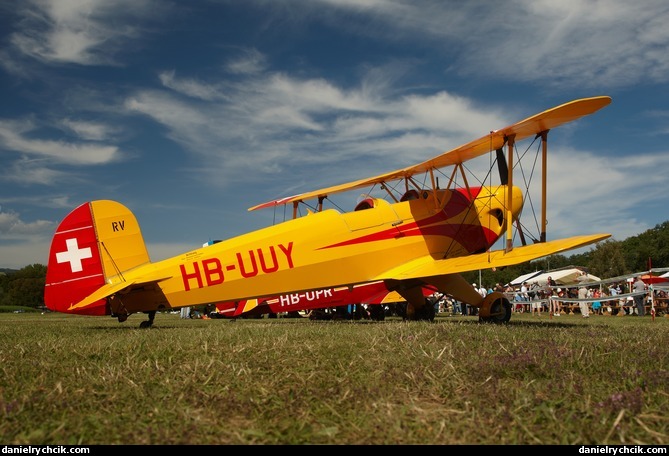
[379,233,611,281]
[366,233,611,322]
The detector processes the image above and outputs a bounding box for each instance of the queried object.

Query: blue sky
[2,0,669,269]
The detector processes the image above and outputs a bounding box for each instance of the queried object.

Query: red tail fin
[44,202,108,315]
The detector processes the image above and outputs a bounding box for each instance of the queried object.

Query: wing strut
[505,135,516,252]
[540,130,549,242]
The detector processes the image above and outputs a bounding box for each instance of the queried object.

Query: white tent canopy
[510,268,600,288]
[508,270,544,286]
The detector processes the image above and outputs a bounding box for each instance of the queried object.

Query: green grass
[0,305,40,313]
[1,311,667,445]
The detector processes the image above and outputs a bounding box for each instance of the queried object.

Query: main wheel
[478,293,512,324]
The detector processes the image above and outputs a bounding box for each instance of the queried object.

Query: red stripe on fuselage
[322,211,498,255]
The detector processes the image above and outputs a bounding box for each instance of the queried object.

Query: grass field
[1,311,668,445]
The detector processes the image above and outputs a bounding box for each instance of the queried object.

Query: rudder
[44,200,150,315]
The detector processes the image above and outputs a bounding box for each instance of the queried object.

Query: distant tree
[532,254,571,272]
[566,251,591,270]
[622,221,669,271]
[2,264,47,308]
[0,272,8,303]
[622,237,652,272]
[587,239,628,278]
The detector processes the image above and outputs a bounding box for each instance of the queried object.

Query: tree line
[2,221,669,310]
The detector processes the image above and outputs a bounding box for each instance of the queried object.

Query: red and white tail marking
[44,202,108,316]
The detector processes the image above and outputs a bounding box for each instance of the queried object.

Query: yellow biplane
[44,96,612,327]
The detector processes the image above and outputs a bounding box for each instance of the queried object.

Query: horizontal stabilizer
[68,280,137,311]
[67,274,172,311]
[378,233,611,281]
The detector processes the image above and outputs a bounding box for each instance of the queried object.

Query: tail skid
[44,201,151,316]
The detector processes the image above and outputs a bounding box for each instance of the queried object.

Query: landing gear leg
[139,310,156,329]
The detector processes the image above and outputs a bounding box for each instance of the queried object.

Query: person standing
[577,272,590,318]
[528,282,541,316]
[633,276,647,316]
[545,276,560,316]
[519,282,529,313]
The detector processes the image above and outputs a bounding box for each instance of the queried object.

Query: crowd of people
[431,273,668,318]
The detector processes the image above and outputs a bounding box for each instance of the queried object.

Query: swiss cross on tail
[56,238,93,273]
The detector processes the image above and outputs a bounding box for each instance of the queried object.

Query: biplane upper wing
[376,233,611,282]
[248,96,611,211]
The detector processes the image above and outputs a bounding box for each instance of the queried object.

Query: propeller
[495,146,531,245]
[496,148,508,185]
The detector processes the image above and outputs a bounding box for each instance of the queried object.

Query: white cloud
[61,118,117,141]
[0,209,54,238]
[0,119,121,165]
[538,147,669,241]
[10,0,164,65]
[159,71,229,101]
[225,48,268,75]
[0,157,70,185]
[292,0,669,88]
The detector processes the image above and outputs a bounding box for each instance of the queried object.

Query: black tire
[394,300,435,321]
[416,300,436,321]
[368,305,386,321]
[394,302,408,318]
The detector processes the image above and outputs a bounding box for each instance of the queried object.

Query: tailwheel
[478,292,512,324]
[139,310,156,329]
